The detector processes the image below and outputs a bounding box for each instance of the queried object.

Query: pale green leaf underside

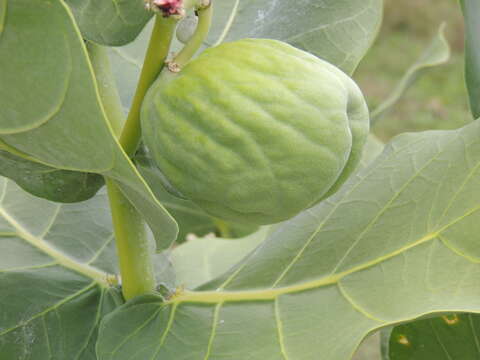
[0,178,122,359]
[98,119,480,360]
[65,0,152,46]
[171,227,269,289]
[109,0,383,114]
[371,24,451,124]
[0,0,178,250]
[209,0,383,75]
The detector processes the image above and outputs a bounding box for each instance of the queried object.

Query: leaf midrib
[0,203,114,285]
[169,201,480,305]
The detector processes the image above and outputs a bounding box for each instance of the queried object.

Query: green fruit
[141,39,369,225]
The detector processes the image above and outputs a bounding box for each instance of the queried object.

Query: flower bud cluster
[145,0,185,17]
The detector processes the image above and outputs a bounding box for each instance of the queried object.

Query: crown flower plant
[1,0,479,359]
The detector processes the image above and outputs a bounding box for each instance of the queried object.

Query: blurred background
[352,1,466,358]
[355,0,469,143]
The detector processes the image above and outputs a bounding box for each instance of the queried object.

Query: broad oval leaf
[0,150,104,203]
[64,0,152,46]
[209,0,383,74]
[98,119,480,360]
[0,176,175,359]
[0,0,178,250]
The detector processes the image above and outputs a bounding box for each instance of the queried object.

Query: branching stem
[170,0,213,69]
[89,18,177,300]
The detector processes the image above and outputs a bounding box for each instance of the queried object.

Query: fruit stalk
[168,0,213,71]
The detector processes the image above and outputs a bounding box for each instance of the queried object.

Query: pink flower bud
[153,0,184,16]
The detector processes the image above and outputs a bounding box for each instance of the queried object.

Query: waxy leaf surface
[171,227,269,289]
[65,0,152,46]
[0,0,178,250]
[0,150,104,203]
[0,177,175,359]
[209,0,383,74]
[98,120,480,359]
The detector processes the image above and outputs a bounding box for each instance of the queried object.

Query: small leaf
[0,0,178,250]
[0,150,104,203]
[64,0,152,46]
[371,24,451,125]
[388,314,480,359]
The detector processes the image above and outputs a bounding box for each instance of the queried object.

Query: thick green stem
[119,15,177,156]
[87,41,160,300]
[171,1,213,68]
[106,179,156,300]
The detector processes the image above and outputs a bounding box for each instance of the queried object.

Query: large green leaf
[461,0,480,119]
[64,0,152,46]
[0,150,104,203]
[0,0,177,250]
[0,176,175,359]
[0,177,122,359]
[98,119,480,359]
[209,0,383,74]
[387,314,480,359]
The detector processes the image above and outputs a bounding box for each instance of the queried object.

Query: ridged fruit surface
[142,39,369,225]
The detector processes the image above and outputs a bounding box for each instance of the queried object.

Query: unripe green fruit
[142,39,369,225]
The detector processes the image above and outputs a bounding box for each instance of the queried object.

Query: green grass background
[355,0,470,142]
[352,1,467,358]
